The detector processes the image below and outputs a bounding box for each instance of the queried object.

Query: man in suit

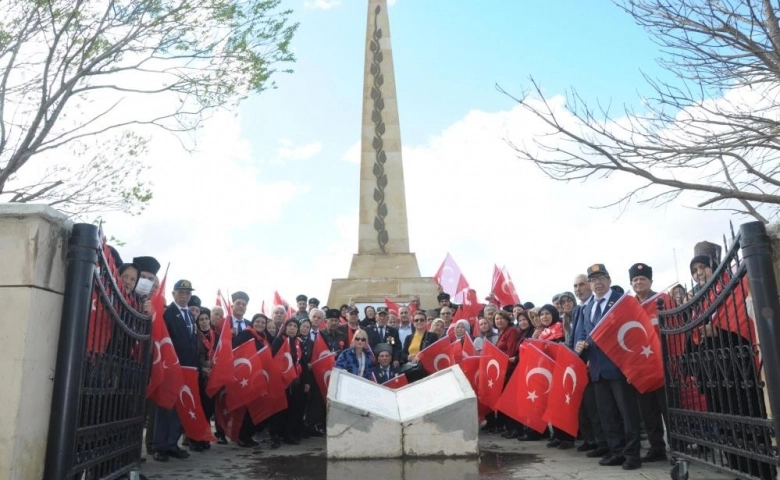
[321,309,348,355]
[371,343,401,383]
[367,307,401,367]
[575,264,642,471]
[230,291,251,334]
[337,306,361,345]
[152,279,198,462]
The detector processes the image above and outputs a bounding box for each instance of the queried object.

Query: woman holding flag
[536,304,574,450]
[192,308,217,451]
[231,314,271,448]
[270,319,306,447]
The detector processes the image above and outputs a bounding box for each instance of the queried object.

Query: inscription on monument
[397,372,463,421]
[335,373,399,420]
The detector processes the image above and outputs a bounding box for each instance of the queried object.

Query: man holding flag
[574,264,642,471]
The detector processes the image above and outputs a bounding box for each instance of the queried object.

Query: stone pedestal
[0,205,71,480]
[327,366,478,458]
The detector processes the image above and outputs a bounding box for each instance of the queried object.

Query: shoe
[622,457,642,470]
[238,438,259,448]
[586,447,610,458]
[167,448,190,460]
[546,439,561,448]
[641,448,667,462]
[189,443,204,452]
[283,436,300,445]
[182,438,190,447]
[203,442,211,450]
[502,430,520,439]
[557,441,574,450]
[152,451,169,462]
[577,442,597,452]
[270,437,281,449]
[481,426,496,434]
[599,454,626,466]
[215,435,228,445]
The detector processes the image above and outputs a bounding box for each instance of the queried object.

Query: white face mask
[135,278,154,297]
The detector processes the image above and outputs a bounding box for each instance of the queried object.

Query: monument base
[328,253,439,307]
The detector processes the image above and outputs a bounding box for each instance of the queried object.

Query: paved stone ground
[140,432,734,479]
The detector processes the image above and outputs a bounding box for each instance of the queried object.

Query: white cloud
[342,140,360,164]
[303,0,342,10]
[275,138,322,162]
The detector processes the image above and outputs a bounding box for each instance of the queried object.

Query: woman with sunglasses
[335,329,376,380]
[401,311,438,365]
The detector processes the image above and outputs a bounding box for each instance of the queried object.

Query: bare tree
[504,0,780,223]
[0,0,297,217]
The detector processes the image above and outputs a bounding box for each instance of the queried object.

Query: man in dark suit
[320,309,348,355]
[366,307,401,367]
[229,291,251,334]
[371,343,401,383]
[575,264,642,471]
[152,279,198,462]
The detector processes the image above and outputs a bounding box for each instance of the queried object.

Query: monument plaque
[335,373,398,420]
[327,0,439,308]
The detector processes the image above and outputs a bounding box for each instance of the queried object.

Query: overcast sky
[98,0,754,312]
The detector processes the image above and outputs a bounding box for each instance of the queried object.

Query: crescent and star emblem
[525,366,553,401]
[179,385,197,420]
[233,358,253,387]
[323,370,332,387]
[563,366,577,405]
[433,353,451,371]
[283,352,294,373]
[617,320,653,357]
[159,337,178,369]
[486,359,500,389]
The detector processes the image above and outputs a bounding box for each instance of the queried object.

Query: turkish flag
[310,352,336,402]
[214,390,243,442]
[225,341,267,412]
[640,291,686,359]
[312,333,331,362]
[434,253,469,303]
[496,343,554,433]
[491,265,521,307]
[273,290,292,320]
[525,338,560,360]
[711,274,756,344]
[453,335,477,363]
[417,337,455,374]
[146,276,168,398]
[176,366,216,442]
[478,341,509,410]
[590,295,664,393]
[274,339,298,388]
[459,356,480,393]
[216,288,233,319]
[206,313,235,397]
[384,297,401,316]
[147,277,185,410]
[382,374,408,389]
[542,346,589,436]
[247,346,288,424]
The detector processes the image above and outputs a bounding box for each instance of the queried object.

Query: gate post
[740,221,780,442]
[43,224,99,480]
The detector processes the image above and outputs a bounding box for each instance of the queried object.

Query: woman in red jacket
[494,311,521,437]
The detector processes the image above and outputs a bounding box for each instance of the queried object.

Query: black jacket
[366,324,401,362]
[163,302,198,367]
[401,331,438,364]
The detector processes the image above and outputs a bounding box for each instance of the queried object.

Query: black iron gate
[659,221,780,480]
[44,224,152,480]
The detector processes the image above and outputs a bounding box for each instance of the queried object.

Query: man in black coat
[366,307,401,367]
[152,279,198,462]
[371,343,401,383]
[320,309,348,355]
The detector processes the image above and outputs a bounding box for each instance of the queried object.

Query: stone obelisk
[328,0,437,307]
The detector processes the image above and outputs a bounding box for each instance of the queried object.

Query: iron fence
[44,224,152,480]
[659,221,780,480]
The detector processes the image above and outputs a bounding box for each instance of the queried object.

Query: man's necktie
[593,300,603,325]
[181,308,193,334]
[380,327,385,338]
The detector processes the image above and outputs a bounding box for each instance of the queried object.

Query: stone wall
[0,205,71,480]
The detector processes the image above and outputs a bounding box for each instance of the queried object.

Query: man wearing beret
[371,343,401,383]
[294,294,309,321]
[629,263,668,463]
[321,309,348,355]
[152,279,198,462]
[367,307,401,367]
[230,291,251,334]
[575,264,642,471]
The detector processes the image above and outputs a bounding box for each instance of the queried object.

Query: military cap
[587,264,610,278]
[173,279,194,291]
[629,263,653,281]
[231,291,249,303]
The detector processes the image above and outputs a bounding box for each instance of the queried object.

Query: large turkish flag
[496,343,554,433]
[542,346,589,436]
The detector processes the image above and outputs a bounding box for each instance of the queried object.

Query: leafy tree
[0,0,297,217]
[506,0,780,222]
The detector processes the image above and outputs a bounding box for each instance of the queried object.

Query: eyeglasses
[354,337,366,342]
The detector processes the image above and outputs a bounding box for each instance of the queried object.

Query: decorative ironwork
[659,222,780,480]
[369,3,389,252]
[45,224,151,480]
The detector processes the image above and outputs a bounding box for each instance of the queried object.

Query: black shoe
[270,437,281,449]
[203,442,211,450]
[167,448,190,460]
[189,443,204,452]
[599,454,625,466]
[502,429,520,439]
[558,441,574,450]
[640,448,667,462]
[182,438,191,446]
[152,451,169,462]
[546,439,561,448]
[586,447,610,458]
[238,438,259,448]
[283,436,300,445]
[577,442,597,452]
[215,435,228,445]
[622,457,642,470]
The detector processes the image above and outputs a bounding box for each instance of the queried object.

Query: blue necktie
[181,308,193,334]
[593,300,604,325]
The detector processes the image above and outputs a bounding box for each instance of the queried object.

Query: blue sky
[104,0,747,311]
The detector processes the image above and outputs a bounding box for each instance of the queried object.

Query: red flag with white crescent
[417,336,455,373]
[310,352,336,402]
[214,390,243,442]
[312,332,330,362]
[384,297,401,316]
[247,346,288,424]
[225,341,267,412]
[382,374,409,389]
[491,265,520,307]
[205,311,235,397]
[147,276,186,409]
[273,338,298,388]
[496,343,554,433]
[176,366,216,442]
[542,345,589,436]
[478,341,509,410]
[590,295,664,393]
[434,253,469,303]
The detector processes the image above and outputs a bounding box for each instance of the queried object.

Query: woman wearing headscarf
[430,318,446,338]
[360,305,377,328]
[297,318,319,438]
[452,319,473,363]
[335,328,375,380]
[535,304,573,449]
[270,319,306,448]
[190,307,216,451]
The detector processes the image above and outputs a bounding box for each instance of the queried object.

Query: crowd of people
[103,238,770,478]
